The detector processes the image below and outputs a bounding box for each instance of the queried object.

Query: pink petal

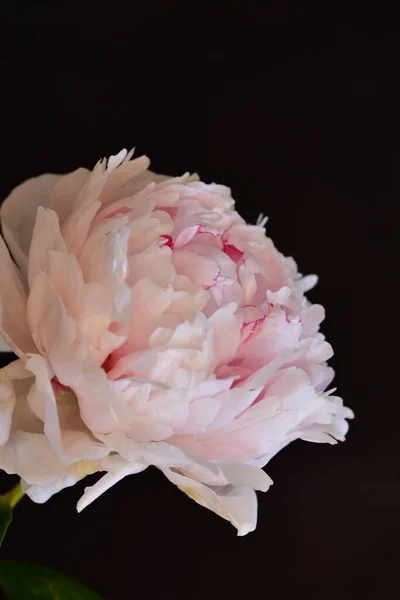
[0,379,16,446]
[26,354,110,462]
[173,249,221,288]
[0,236,36,358]
[127,245,175,288]
[27,271,129,433]
[116,278,172,356]
[49,168,90,225]
[1,174,60,274]
[28,207,69,288]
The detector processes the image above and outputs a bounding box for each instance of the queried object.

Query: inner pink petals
[172,248,221,288]
[51,377,72,394]
[223,241,244,262]
[161,234,174,248]
[104,205,133,219]
[241,317,266,343]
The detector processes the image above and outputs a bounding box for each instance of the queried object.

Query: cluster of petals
[0,149,353,535]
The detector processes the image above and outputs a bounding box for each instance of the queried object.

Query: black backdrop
[0,4,398,599]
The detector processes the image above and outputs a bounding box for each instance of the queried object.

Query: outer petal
[49,168,90,224]
[99,431,272,495]
[0,236,36,358]
[28,207,69,288]
[0,379,15,446]
[219,462,273,492]
[0,358,36,445]
[27,271,129,432]
[1,174,60,274]
[97,155,151,207]
[25,354,109,462]
[97,432,199,467]
[0,431,102,502]
[61,150,130,255]
[299,394,354,443]
[163,468,259,536]
[77,454,147,512]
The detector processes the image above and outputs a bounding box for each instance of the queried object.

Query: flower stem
[3,482,24,509]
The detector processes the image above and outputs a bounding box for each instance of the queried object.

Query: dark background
[0,3,398,599]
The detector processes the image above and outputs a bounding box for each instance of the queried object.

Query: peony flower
[0,149,353,535]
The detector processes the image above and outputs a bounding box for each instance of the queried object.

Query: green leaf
[0,561,103,599]
[0,483,24,546]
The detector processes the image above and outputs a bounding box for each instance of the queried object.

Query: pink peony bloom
[0,150,353,535]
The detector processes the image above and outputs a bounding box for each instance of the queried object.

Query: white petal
[163,468,259,536]
[0,431,103,503]
[0,431,62,481]
[106,149,128,171]
[98,432,193,466]
[296,274,318,293]
[219,462,273,492]
[77,457,147,512]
